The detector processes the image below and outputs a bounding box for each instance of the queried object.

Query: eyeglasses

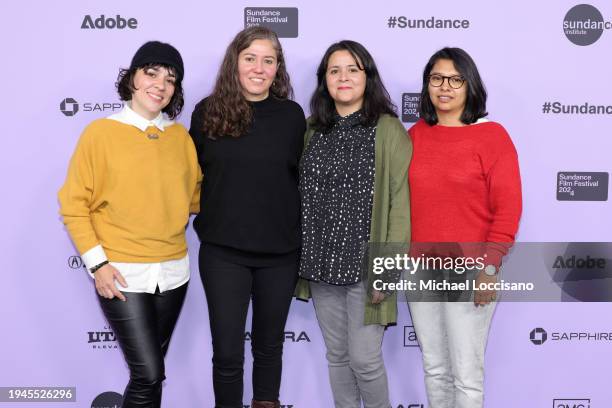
[428,74,465,89]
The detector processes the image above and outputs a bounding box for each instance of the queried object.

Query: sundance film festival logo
[88,326,118,350]
[244,7,298,38]
[91,391,122,408]
[557,172,608,201]
[564,4,611,45]
[401,93,420,123]
[553,399,591,408]
[81,14,137,29]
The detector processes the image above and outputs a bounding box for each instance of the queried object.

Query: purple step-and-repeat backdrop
[2,0,611,407]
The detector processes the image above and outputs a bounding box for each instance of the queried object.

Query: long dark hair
[419,47,488,125]
[116,63,184,119]
[309,40,396,132]
[200,26,293,138]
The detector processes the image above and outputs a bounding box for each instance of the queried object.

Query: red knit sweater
[408,119,522,265]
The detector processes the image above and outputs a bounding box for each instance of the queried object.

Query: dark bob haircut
[419,47,487,126]
[115,63,184,119]
[310,40,397,132]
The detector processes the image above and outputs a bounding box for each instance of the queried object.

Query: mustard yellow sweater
[58,119,202,262]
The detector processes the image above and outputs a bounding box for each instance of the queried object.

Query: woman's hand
[473,271,496,307]
[94,264,128,301]
[371,289,386,304]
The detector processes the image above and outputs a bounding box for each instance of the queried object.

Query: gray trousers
[310,280,391,408]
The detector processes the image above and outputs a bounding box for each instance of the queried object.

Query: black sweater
[189,95,306,255]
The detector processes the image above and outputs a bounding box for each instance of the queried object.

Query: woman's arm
[58,126,102,258]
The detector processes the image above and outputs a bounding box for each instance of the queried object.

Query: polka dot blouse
[299,111,376,285]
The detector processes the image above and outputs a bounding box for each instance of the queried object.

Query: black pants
[98,283,188,408]
[199,245,298,408]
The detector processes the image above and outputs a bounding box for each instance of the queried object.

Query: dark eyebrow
[328,64,360,69]
[429,71,461,76]
[243,52,277,59]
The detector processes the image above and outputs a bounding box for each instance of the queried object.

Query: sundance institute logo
[530,327,547,345]
[564,4,611,46]
[60,98,79,116]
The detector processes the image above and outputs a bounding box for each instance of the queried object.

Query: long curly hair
[200,26,293,138]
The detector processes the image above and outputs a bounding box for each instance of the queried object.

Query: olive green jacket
[295,114,412,326]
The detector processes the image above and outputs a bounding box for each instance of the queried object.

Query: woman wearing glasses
[407,47,522,408]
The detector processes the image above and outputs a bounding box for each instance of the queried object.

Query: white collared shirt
[81,104,189,294]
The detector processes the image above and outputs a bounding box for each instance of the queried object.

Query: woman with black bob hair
[59,41,201,407]
[418,47,488,126]
[297,40,411,408]
[407,47,522,408]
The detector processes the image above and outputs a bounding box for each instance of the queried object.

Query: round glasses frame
[428,74,465,89]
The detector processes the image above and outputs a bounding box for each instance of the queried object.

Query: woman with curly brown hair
[189,26,306,408]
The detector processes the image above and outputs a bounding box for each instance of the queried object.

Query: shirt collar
[334,110,363,129]
[107,103,174,132]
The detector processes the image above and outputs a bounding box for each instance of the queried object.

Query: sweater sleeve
[188,102,206,214]
[58,125,101,256]
[385,117,412,244]
[484,127,523,266]
[190,166,203,214]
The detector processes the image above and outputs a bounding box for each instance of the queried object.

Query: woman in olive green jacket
[296,40,411,408]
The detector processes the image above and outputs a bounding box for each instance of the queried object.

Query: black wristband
[90,260,109,274]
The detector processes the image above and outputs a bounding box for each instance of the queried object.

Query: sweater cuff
[82,245,108,272]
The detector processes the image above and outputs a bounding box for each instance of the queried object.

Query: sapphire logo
[91,391,122,408]
[60,97,123,117]
[60,98,79,117]
[68,256,84,269]
[530,327,547,345]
